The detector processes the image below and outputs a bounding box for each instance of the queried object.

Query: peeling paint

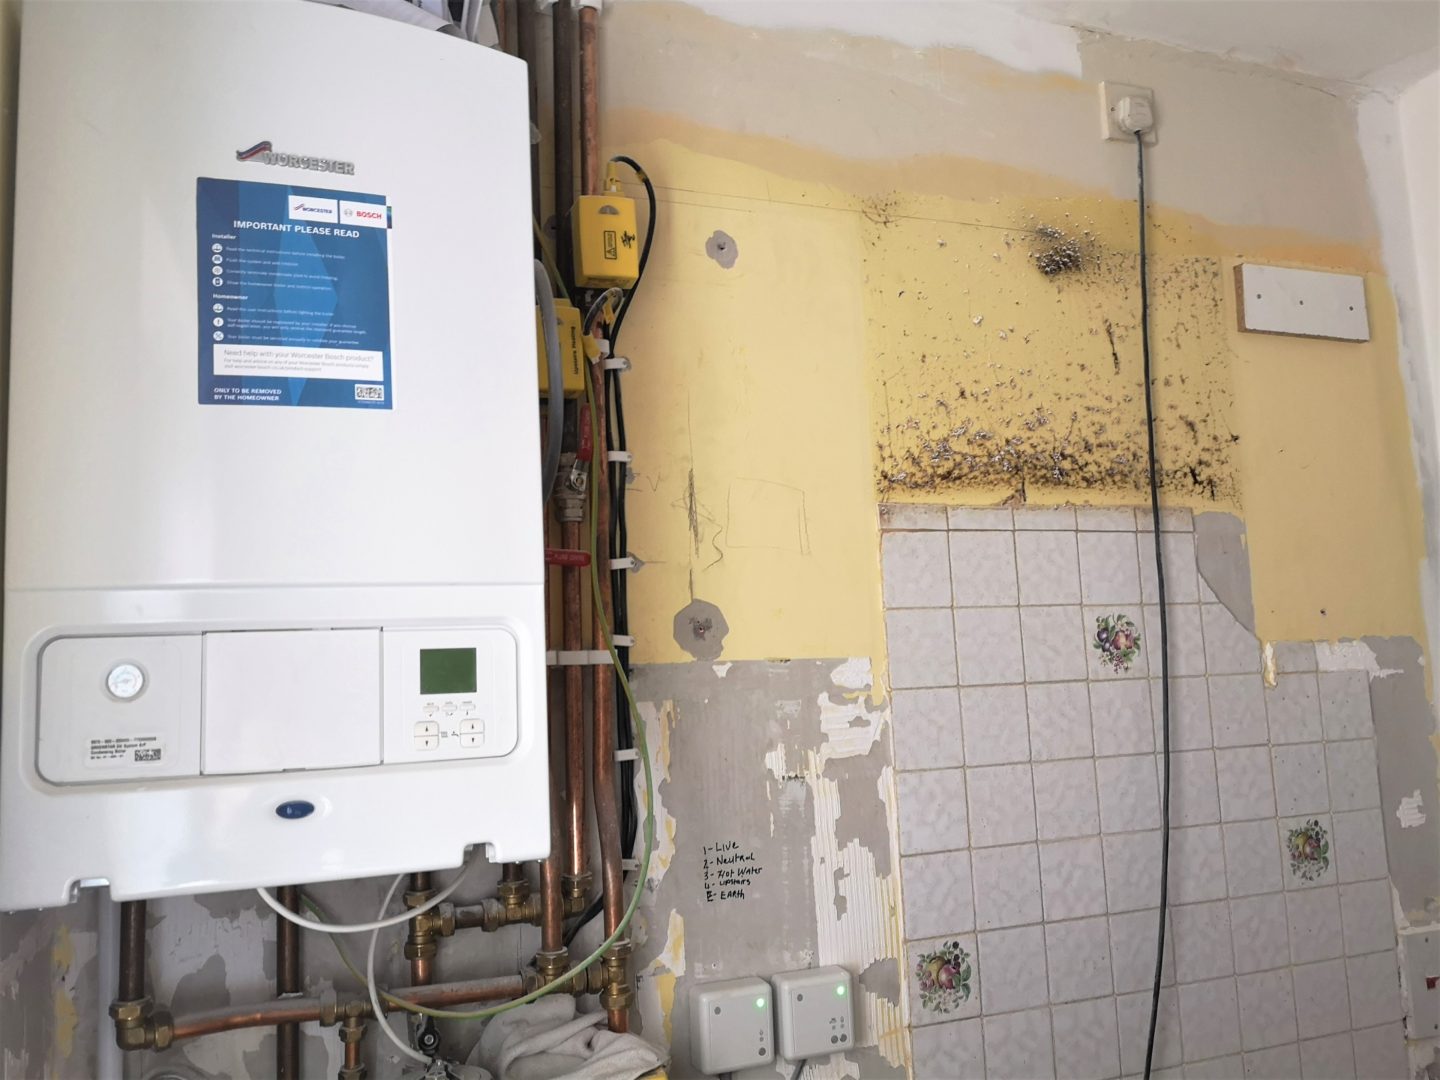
[1398,790,1427,828]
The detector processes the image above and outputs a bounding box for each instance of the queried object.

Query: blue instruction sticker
[196,177,392,409]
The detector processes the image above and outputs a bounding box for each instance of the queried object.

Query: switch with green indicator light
[768,965,854,1058]
[688,975,773,1074]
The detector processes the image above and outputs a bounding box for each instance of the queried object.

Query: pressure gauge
[105,662,146,701]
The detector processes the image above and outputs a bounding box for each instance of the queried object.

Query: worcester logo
[236,140,355,176]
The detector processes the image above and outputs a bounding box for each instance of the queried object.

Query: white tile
[1236,969,1297,1051]
[912,1017,986,1079]
[1034,759,1100,841]
[1180,978,1242,1062]
[1317,670,1372,741]
[903,851,975,939]
[1040,837,1107,921]
[1324,740,1379,812]
[1016,530,1081,605]
[1292,959,1350,1040]
[1111,907,1175,993]
[971,843,1043,930]
[1274,641,1318,674]
[1118,987,1183,1073]
[948,506,1014,531]
[1091,679,1156,756]
[1169,750,1221,827]
[1103,830,1163,913]
[1272,745,1329,817]
[1077,507,1136,531]
[1223,820,1283,898]
[880,503,948,531]
[1349,1023,1407,1080]
[1338,880,1394,957]
[1152,675,1213,750]
[1330,809,1387,883]
[892,687,965,771]
[1203,605,1260,675]
[1136,507,1194,532]
[1185,1055,1244,1079]
[884,531,953,608]
[1286,887,1343,965]
[1242,1043,1299,1079]
[1266,674,1323,744]
[1345,952,1402,1028]
[961,684,1032,767]
[1210,675,1269,748]
[1216,746,1276,822]
[1173,900,1234,982]
[1052,997,1121,1080]
[1013,506,1076,531]
[979,924,1050,1013]
[898,768,969,854]
[1140,531,1201,604]
[949,530,1019,607]
[1080,530,1142,605]
[1280,815,1337,891]
[1229,894,1290,975]
[1097,755,1161,834]
[1027,681,1093,761]
[1046,916,1113,1004]
[983,1007,1055,1080]
[1020,605,1088,682]
[954,607,1025,686]
[1298,1033,1355,1080]
[967,764,1036,848]
[1086,607,1149,679]
[1172,826,1228,904]
[887,608,959,689]
[907,933,980,1026]
[1144,603,1208,678]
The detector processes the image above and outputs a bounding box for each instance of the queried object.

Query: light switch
[769,965,854,1059]
[689,976,773,1074]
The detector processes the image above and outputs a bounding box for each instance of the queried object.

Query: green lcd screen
[419,648,477,695]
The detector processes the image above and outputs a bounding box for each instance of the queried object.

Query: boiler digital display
[419,648,477,695]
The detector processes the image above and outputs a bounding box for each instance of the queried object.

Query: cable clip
[621,858,640,873]
[614,748,639,763]
[602,355,631,372]
[612,634,635,648]
[606,450,633,464]
[546,650,614,667]
[609,555,641,572]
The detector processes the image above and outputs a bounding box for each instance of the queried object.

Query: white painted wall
[1400,71,1438,380]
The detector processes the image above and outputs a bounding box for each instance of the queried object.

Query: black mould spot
[1031,224,1085,277]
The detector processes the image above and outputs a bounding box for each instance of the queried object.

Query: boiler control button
[461,700,476,712]
[414,735,439,751]
[459,719,482,734]
[460,732,483,748]
[105,662,146,701]
[442,702,457,716]
[414,721,439,737]
[423,703,439,716]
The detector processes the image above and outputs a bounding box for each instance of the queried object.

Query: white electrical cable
[367,873,428,1064]
[255,855,475,935]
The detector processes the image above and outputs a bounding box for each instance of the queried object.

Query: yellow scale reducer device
[536,300,584,397]
[572,162,641,289]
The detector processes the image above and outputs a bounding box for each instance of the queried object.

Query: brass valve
[338,1016,367,1080]
[561,873,592,917]
[109,997,174,1052]
[598,939,634,1013]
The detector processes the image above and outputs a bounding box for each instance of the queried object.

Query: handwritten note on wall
[702,840,762,902]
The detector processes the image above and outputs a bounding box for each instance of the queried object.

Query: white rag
[467,997,666,1080]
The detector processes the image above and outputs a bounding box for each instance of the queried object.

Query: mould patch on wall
[630,659,903,1074]
[704,229,738,268]
[673,598,729,660]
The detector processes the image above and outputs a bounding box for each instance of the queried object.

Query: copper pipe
[118,900,146,1002]
[553,0,576,276]
[516,0,541,217]
[339,1016,364,1080]
[540,677,566,952]
[169,977,526,1043]
[407,872,434,987]
[562,518,588,881]
[493,0,509,53]
[578,4,600,196]
[501,863,524,884]
[276,886,301,1080]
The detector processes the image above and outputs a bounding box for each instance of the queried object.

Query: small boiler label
[196,177,392,409]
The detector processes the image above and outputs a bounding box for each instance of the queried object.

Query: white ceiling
[1021,0,1440,90]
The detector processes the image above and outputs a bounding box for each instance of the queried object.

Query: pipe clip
[602,355,630,372]
[546,649,613,667]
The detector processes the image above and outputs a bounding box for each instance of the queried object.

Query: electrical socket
[1100,82,1157,143]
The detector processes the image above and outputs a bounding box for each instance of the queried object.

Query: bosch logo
[352,209,382,219]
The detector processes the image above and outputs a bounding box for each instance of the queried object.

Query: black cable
[1137,129,1172,1080]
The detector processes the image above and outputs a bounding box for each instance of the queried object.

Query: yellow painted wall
[599,3,1429,668]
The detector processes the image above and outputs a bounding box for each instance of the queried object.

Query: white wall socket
[1100,81,1158,143]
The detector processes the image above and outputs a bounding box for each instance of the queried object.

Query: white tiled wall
[883,506,1404,1080]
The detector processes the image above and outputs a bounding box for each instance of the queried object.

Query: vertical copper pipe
[118,900,146,1003]
[276,886,301,1080]
[408,872,433,987]
[578,4,600,196]
[501,863,524,884]
[552,0,575,277]
[540,675,566,953]
[516,0,541,218]
[493,0,509,53]
[562,519,588,881]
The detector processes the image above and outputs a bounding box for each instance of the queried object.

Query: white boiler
[0,1,548,909]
